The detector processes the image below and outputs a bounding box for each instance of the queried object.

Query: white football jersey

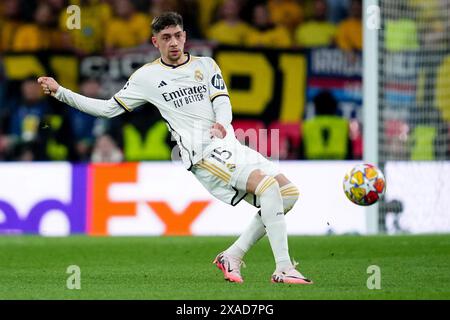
[113,53,231,170]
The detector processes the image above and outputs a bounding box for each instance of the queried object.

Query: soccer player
[37,12,312,285]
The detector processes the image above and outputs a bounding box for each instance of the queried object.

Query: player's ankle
[224,245,246,260]
[275,259,293,273]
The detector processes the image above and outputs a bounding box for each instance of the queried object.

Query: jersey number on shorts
[211,148,232,165]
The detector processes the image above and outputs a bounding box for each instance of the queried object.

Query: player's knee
[280,183,300,214]
[255,176,282,203]
[283,194,299,214]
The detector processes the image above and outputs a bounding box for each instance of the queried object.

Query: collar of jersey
[159,53,191,69]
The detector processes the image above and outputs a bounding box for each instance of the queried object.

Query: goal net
[377,0,450,233]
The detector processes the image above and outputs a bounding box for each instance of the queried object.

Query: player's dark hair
[152,12,183,35]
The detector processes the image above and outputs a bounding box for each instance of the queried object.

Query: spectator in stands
[246,2,292,48]
[91,133,123,163]
[207,0,253,46]
[6,77,49,160]
[0,135,12,160]
[149,0,179,19]
[69,78,101,161]
[0,0,22,53]
[197,0,224,38]
[59,0,112,55]
[175,0,203,39]
[13,142,36,161]
[5,78,76,161]
[407,105,449,160]
[12,2,70,51]
[116,105,172,161]
[336,0,362,51]
[383,1,419,52]
[105,0,151,50]
[40,100,78,161]
[413,0,448,50]
[47,0,68,13]
[326,0,350,23]
[301,90,352,159]
[267,0,303,33]
[295,0,337,48]
[9,78,49,144]
[0,92,14,160]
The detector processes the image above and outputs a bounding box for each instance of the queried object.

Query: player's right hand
[210,123,227,139]
[37,77,60,96]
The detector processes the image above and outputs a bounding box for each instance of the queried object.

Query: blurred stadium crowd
[0,0,361,52]
[0,0,364,162]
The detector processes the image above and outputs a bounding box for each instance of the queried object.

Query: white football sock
[227,183,300,260]
[255,176,291,270]
[226,214,266,259]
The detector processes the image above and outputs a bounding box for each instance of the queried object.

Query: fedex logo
[0,163,211,236]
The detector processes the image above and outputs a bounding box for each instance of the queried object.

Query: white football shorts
[191,135,281,207]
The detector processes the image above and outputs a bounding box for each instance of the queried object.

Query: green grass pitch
[0,235,449,300]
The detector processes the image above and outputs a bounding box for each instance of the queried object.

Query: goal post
[363,0,380,234]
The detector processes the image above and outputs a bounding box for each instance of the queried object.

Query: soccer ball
[343,164,386,206]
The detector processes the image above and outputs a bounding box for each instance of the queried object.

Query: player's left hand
[210,123,227,139]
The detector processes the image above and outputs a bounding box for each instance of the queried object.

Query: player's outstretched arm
[37,76,125,118]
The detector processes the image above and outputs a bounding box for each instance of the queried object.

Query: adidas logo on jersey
[158,81,168,88]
